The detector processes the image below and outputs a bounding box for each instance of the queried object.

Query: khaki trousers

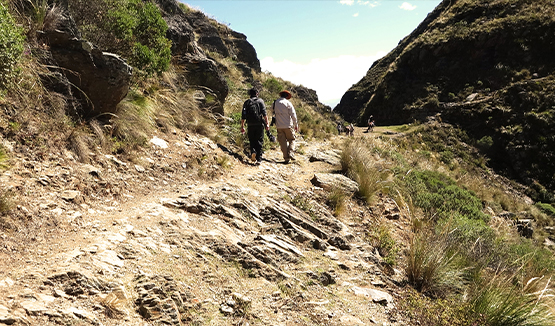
[277,128,295,160]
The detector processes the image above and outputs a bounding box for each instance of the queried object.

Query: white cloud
[358,1,379,7]
[339,0,354,5]
[399,2,417,10]
[261,53,387,107]
[353,12,359,17]
[340,0,379,8]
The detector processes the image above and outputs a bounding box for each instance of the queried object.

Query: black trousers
[247,124,264,161]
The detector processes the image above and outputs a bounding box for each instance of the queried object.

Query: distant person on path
[337,122,343,135]
[366,115,375,132]
[273,90,298,164]
[241,88,269,165]
[347,123,354,136]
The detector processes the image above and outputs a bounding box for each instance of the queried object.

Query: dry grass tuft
[340,137,392,203]
[67,129,91,163]
[406,229,466,297]
[327,186,349,217]
[89,119,108,151]
[42,3,63,32]
[0,190,14,215]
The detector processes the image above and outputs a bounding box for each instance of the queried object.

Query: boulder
[154,0,201,55]
[309,150,341,165]
[311,173,359,194]
[43,29,132,118]
[178,53,229,114]
[228,31,261,72]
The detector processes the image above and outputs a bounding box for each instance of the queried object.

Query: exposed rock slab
[351,286,393,304]
[311,173,358,193]
[309,150,341,165]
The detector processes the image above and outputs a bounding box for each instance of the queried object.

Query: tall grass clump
[340,138,391,203]
[0,1,24,87]
[406,229,467,297]
[150,73,216,138]
[327,187,349,217]
[470,275,554,326]
[13,0,63,36]
[110,92,156,154]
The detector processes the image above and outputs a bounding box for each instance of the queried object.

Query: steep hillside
[3,1,555,325]
[334,0,555,200]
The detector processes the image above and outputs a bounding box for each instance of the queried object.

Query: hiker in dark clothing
[337,122,343,135]
[241,88,269,165]
[366,115,375,132]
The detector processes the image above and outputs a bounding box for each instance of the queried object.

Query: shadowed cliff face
[334,0,555,198]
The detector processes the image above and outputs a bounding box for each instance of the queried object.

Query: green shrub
[477,136,494,151]
[535,202,555,217]
[397,287,475,326]
[404,170,488,222]
[0,1,24,87]
[438,214,495,267]
[263,78,283,94]
[439,150,454,165]
[367,225,400,266]
[69,0,171,76]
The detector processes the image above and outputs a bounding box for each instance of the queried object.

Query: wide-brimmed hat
[279,90,292,99]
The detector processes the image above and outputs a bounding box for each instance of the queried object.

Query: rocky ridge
[0,128,408,326]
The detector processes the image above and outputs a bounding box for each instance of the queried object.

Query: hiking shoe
[284,159,290,164]
[251,152,257,162]
[255,160,261,166]
[289,155,296,161]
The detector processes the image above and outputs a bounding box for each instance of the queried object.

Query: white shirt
[273,97,298,129]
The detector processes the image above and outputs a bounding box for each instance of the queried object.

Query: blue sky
[181,0,442,107]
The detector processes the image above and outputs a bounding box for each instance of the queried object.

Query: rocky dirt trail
[0,128,410,326]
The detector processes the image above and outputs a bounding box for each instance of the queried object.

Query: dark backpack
[245,98,263,125]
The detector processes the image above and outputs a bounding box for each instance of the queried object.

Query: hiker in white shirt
[273,90,298,164]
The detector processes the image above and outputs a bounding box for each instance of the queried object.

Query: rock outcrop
[41,29,132,118]
[184,10,261,72]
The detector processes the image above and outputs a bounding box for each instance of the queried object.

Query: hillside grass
[340,124,555,325]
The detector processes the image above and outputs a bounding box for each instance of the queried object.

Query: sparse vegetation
[368,225,400,266]
[339,122,555,325]
[0,1,24,87]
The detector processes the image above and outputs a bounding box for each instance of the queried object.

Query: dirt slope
[0,128,408,326]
